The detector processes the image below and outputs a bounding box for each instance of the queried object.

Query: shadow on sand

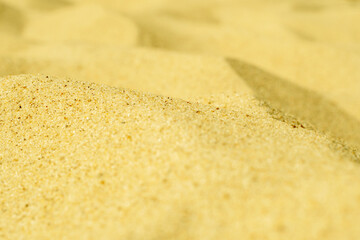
[227,58,360,153]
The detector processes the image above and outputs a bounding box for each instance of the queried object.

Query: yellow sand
[0,0,360,239]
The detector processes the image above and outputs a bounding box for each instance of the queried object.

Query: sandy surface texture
[1,0,360,239]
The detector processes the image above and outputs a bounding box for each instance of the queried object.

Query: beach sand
[1,0,360,239]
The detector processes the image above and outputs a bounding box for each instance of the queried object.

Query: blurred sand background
[1,0,360,239]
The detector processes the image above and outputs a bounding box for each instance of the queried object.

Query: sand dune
[1,44,250,98]
[1,0,360,239]
[0,2,24,34]
[135,11,360,119]
[24,4,138,45]
[1,74,360,240]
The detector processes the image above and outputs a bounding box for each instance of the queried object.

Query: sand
[0,0,360,239]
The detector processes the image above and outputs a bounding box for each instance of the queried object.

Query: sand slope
[1,0,360,239]
[1,75,360,240]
